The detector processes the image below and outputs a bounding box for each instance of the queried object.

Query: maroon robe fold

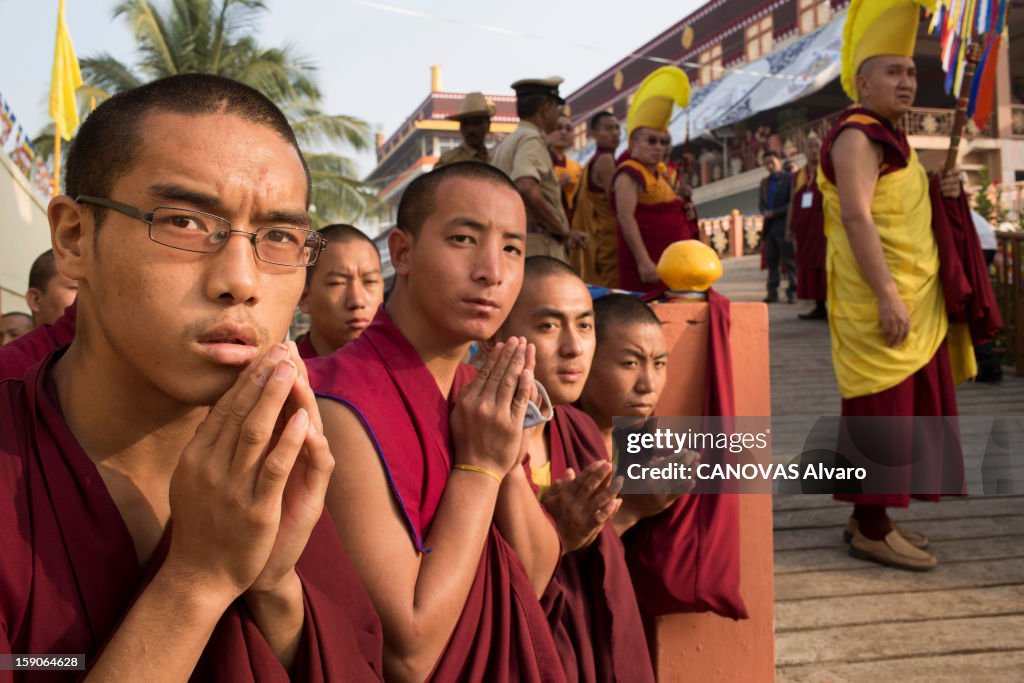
[295,332,318,360]
[536,406,654,683]
[928,177,1002,345]
[307,308,566,683]
[622,289,747,620]
[790,166,827,301]
[820,106,910,186]
[0,302,76,381]
[835,339,962,507]
[0,351,383,682]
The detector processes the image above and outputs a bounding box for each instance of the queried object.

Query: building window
[436,137,462,156]
[799,0,831,34]
[699,44,723,85]
[573,121,588,151]
[745,17,773,61]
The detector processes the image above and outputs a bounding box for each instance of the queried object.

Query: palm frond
[306,152,378,225]
[63,0,373,226]
[291,113,372,152]
[80,54,143,93]
[114,0,182,77]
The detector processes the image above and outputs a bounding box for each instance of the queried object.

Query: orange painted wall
[649,301,776,682]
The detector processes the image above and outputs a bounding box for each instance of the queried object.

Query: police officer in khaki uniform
[436,92,495,167]
[492,77,586,261]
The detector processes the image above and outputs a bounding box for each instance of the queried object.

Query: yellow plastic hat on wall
[841,0,935,102]
[627,66,690,136]
[657,239,722,292]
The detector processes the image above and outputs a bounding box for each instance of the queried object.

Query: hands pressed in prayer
[167,342,330,601]
[613,449,700,536]
[542,460,623,553]
[452,337,537,478]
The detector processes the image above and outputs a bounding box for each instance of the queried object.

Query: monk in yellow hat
[612,67,697,297]
[818,0,966,571]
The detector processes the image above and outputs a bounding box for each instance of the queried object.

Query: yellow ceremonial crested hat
[626,66,690,137]
[657,239,722,292]
[841,0,935,101]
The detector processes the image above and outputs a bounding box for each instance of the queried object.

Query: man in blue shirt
[759,150,796,303]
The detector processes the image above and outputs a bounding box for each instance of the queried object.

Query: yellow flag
[50,0,83,141]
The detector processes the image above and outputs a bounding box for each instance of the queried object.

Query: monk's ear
[389,228,414,277]
[25,288,43,315]
[299,284,311,314]
[49,195,88,281]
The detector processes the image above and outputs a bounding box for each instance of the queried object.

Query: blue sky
[0,0,701,175]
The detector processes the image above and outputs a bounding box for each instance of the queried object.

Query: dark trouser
[974,249,1002,380]
[764,221,796,297]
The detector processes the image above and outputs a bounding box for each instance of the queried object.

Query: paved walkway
[714,256,1024,682]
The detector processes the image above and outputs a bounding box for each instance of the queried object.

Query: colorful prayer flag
[930,0,1009,119]
[0,102,13,146]
[12,138,37,177]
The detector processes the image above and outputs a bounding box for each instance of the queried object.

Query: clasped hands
[166,341,333,607]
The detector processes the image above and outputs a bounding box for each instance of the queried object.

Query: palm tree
[36,0,374,224]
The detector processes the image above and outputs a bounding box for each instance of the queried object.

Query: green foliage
[973,165,1008,225]
[38,0,373,224]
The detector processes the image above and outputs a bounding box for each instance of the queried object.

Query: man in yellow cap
[436,92,495,167]
[492,77,586,261]
[611,67,696,297]
[819,0,965,571]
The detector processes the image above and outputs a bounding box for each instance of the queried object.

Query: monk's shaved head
[524,255,580,283]
[397,161,519,237]
[593,294,661,343]
[67,73,311,226]
[28,250,58,291]
[317,223,378,251]
[307,224,380,284]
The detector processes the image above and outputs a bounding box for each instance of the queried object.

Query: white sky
[0,0,703,176]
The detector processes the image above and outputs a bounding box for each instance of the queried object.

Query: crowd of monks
[0,69,737,682]
[0,0,1007,678]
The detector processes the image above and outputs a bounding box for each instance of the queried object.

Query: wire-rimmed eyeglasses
[75,195,324,267]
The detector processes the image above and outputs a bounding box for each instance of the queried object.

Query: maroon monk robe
[611,152,696,298]
[307,308,566,683]
[534,406,655,683]
[622,289,748,620]
[790,166,827,301]
[928,177,1002,345]
[0,302,76,381]
[0,351,384,682]
[295,332,318,360]
[834,340,962,507]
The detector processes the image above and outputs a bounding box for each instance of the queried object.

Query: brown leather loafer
[848,528,937,571]
[843,517,929,549]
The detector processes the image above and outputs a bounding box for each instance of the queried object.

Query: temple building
[362,65,518,246]
[564,0,1024,221]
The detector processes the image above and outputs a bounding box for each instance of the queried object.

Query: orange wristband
[454,463,504,484]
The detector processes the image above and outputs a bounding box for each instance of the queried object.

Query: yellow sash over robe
[570,152,619,287]
[818,146,949,399]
